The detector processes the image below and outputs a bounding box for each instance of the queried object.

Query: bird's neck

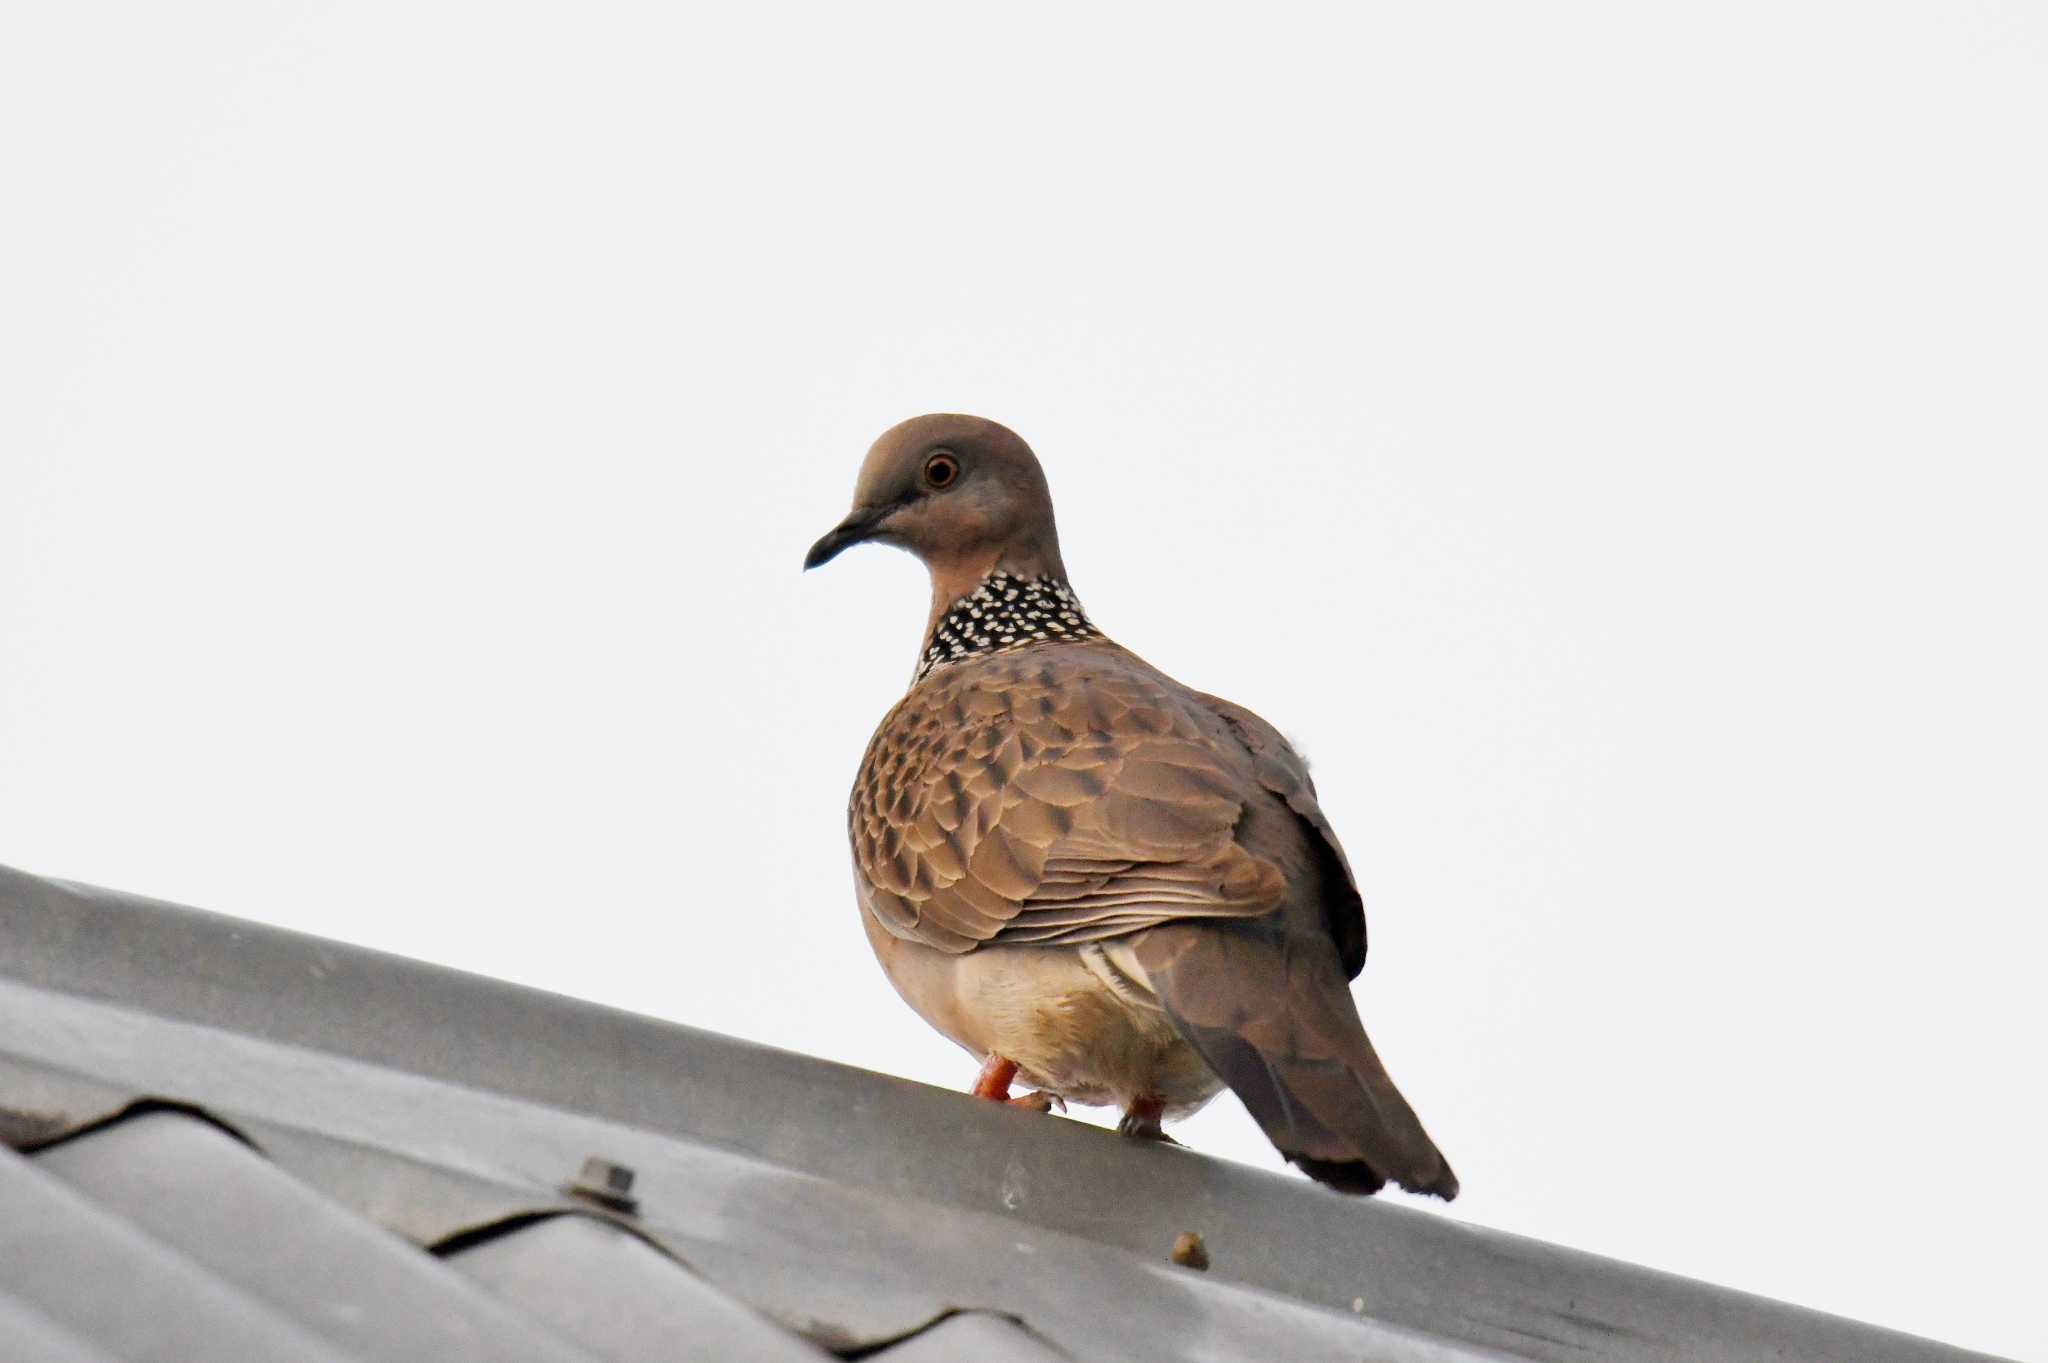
[914,569,1103,684]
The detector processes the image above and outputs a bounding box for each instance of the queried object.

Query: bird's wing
[1186,691,1368,977]
[851,646,1286,954]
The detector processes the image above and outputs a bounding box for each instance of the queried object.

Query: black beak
[803,507,888,571]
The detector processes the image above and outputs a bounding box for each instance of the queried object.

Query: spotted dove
[805,414,1458,1198]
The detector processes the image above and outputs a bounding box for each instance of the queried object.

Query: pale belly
[861,910,1223,1117]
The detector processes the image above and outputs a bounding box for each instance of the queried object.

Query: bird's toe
[1116,1097,1179,1142]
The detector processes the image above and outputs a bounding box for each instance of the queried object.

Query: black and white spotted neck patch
[915,571,1102,683]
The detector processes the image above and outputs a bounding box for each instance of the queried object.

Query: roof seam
[429,1205,687,1267]
[12,1096,264,1158]
[840,1307,1078,1361]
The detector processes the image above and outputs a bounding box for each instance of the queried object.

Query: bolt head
[566,1155,639,1213]
[578,1157,635,1196]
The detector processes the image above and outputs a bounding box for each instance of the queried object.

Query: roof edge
[0,862,2011,1363]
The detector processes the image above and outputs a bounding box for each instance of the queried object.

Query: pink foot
[971,1053,1062,1112]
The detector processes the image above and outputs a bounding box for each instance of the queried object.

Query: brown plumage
[806,413,1457,1198]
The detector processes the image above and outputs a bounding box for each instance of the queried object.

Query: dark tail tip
[1292,1154,1460,1201]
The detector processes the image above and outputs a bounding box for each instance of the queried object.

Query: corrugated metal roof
[0,1125,358,1363]
[0,863,2013,1363]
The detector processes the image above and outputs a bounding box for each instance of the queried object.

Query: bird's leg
[1117,1095,1179,1143]
[971,1053,1018,1099]
[971,1053,1063,1112]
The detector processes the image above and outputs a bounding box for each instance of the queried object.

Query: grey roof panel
[0,1293,123,1363]
[446,1212,836,1363]
[0,1141,358,1363]
[31,1112,605,1363]
[0,981,1516,1363]
[0,863,2015,1363]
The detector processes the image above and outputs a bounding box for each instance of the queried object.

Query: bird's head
[804,415,1067,595]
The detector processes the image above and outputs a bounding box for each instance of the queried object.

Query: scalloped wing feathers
[851,644,1293,954]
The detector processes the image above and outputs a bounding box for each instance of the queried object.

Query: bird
[804,413,1457,1198]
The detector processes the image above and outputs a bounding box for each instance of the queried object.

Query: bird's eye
[923,451,960,489]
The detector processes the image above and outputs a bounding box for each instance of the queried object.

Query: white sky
[4,4,2044,1358]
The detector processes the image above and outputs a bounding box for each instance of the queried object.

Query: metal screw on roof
[565,1155,639,1214]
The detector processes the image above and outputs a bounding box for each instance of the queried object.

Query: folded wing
[850,647,1285,953]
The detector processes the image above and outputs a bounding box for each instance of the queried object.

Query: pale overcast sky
[3,5,2043,1359]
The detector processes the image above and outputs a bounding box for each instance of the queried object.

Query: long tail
[1134,921,1458,1199]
